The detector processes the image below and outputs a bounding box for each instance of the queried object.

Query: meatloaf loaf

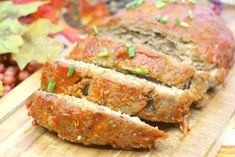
[41,59,192,123]
[27,91,167,149]
[99,0,235,89]
[68,36,209,103]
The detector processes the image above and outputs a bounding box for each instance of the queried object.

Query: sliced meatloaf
[69,36,195,88]
[98,0,235,88]
[68,36,209,103]
[27,91,167,149]
[41,59,193,123]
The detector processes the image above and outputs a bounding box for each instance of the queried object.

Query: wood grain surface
[0,52,234,157]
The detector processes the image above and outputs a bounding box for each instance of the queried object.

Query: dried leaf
[0,1,46,54]
[0,1,47,19]
[12,19,63,70]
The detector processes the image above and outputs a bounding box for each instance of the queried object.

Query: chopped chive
[47,80,55,93]
[125,0,138,8]
[67,64,75,77]
[125,43,132,48]
[155,15,161,21]
[155,0,166,9]
[155,15,168,24]
[92,25,100,35]
[187,0,197,3]
[97,48,109,57]
[160,15,168,24]
[175,18,189,28]
[175,18,181,25]
[125,0,145,8]
[128,47,136,57]
[188,10,193,20]
[135,67,149,75]
[179,21,189,27]
[137,0,145,4]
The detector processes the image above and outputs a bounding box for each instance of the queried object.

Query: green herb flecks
[47,80,55,93]
[125,43,136,57]
[97,48,109,57]
[67,64,75,77]
[135,67,149,75]
[128,47,136,57]
[188,10,193,20]
[155,15,168,24]
[175,18,189,28]
[155,0,166,9]
[92,25,100,35]
[125,0,145,8]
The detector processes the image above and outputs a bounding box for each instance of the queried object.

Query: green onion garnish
[160,15,168,24]
[135,67,149,75]
[155,15,161,21]
[67,64,75,77]
[187,0,197,3]
[47,80,55,93]
[128,47,136,57]
[155,0,166,9]
[92,25,100,35]
[125,0,145,8]
[125,43,132,48]
[188,10,193,20]
[125,0,138,8]
[155,15,168,24]
[97,48,109,57]
[175,18,189,28]
[137,0,145,4]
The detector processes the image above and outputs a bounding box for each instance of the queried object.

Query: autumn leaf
[0,81,3,96]
[12,19,64,70]
[0,1,46,54]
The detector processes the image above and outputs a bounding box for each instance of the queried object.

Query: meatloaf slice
[99,0,235,88]
[68,36,208,103]
[69,36,196,88]
[41,59,193,123]
[27,91,167,149]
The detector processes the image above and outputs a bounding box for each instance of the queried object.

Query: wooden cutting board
[0,6,235,157]
[0,55,235,157]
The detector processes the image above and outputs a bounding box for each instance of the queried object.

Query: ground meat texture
[99,0,235,88]
[41,59,193,123]
[27,91,167,149]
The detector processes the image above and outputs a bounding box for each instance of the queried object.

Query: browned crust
[41,61,148,115]
[27,91,167,149]
[69,36,196,87]
[101,0,235,85]
[41,60,192,123]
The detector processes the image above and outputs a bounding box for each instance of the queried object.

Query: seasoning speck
[97,48,109,57]
[175,18,189,28]
[92,25,100,35]
[47,80,55,93]
[135,67,149,75]
[128,47,136,57]
[188,10,193,20]
[67,64,75,77]
[155,0,166,9]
